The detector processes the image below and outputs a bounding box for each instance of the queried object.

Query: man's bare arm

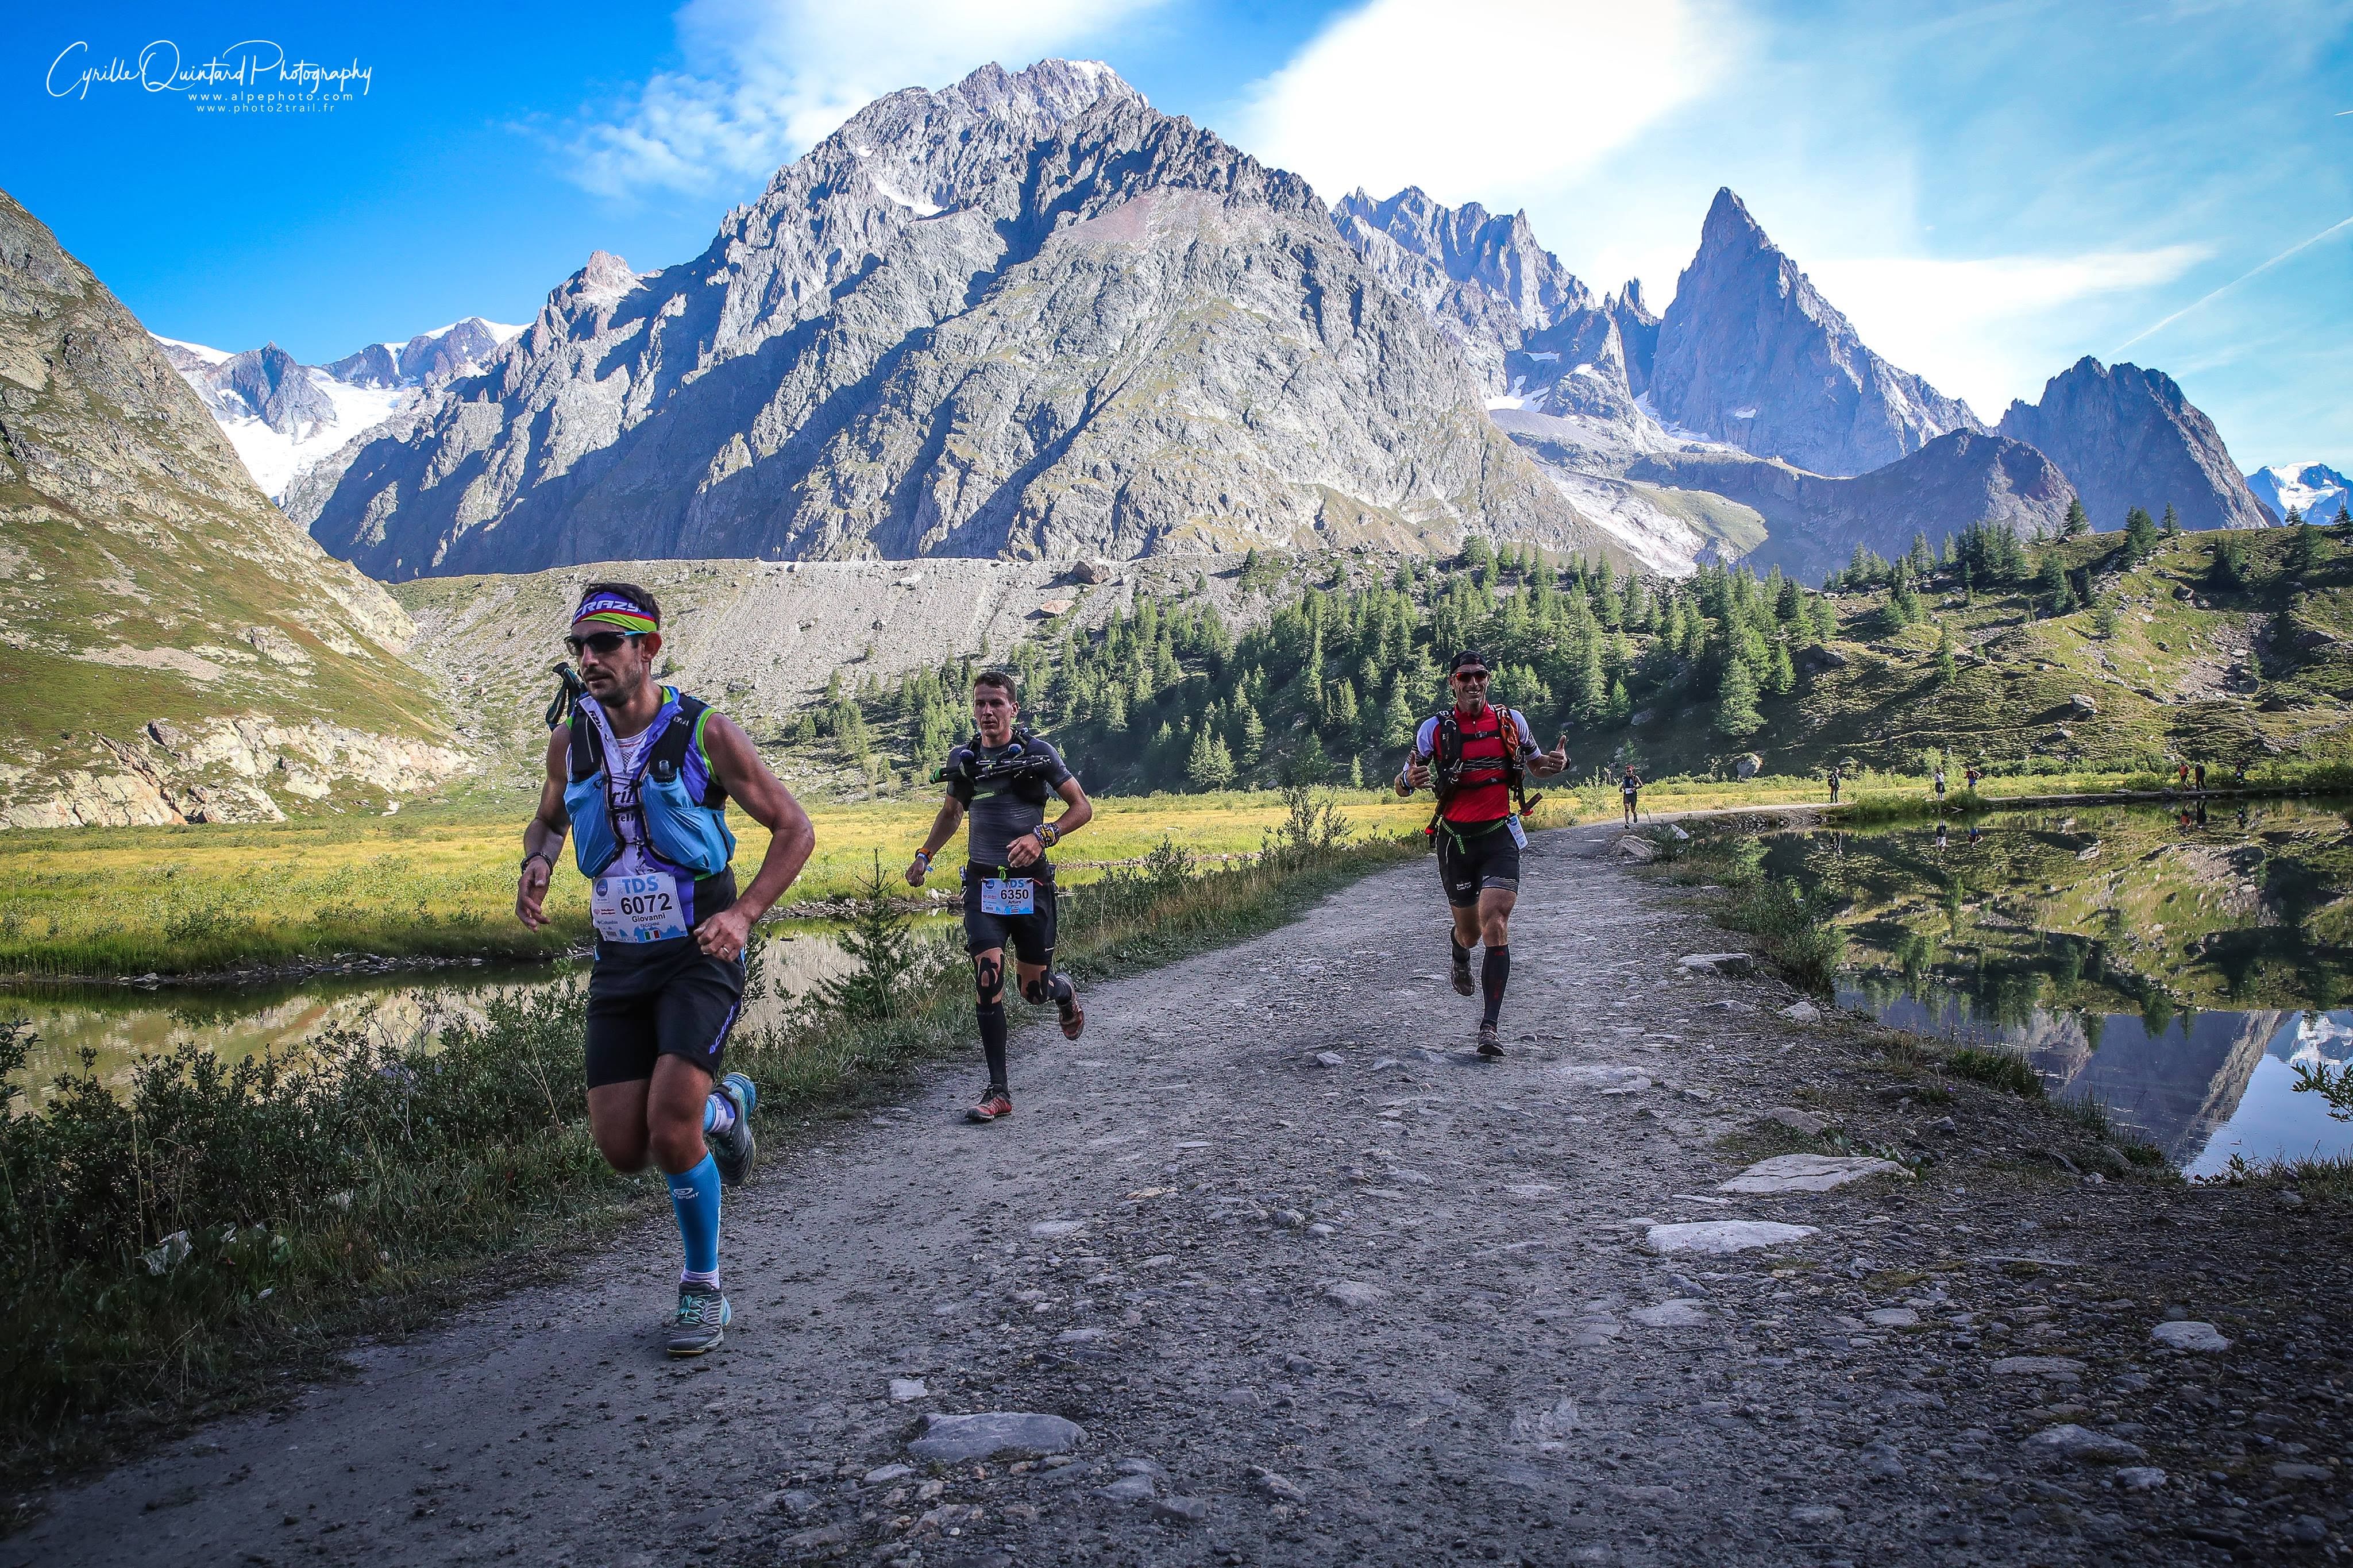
[701,714,815,931]
[907,795,966,885]
[516,728,570,929]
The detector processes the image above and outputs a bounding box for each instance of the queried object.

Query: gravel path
[11,822,2351,1566]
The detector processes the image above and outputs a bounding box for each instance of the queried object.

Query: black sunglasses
[565,631,639,657]
[1452,668,1491,681]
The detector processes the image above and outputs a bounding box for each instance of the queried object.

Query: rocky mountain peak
[294,65,1609,579]
[1997,356,2270,532]
[1649,187,1980,476]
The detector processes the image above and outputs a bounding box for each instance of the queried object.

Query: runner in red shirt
[1398,650,1569,1056]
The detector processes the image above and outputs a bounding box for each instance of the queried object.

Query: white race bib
[591,870,689,944]
[1507,816,1529,849]
[981,876,1036,916]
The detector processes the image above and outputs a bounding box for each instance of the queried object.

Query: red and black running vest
[1432,705,1523,827]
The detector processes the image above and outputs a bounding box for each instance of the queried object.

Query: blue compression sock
[668,1153,722,1279]
[703,1093,736,1137]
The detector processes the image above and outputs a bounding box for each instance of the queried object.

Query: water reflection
[2,924,871,1106]
[1771,798,2353,1172]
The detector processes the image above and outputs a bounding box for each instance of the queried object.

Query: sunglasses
[1452,669,1491,682]
[565,631,639,657]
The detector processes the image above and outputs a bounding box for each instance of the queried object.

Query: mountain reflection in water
[1768,798,2353,1173]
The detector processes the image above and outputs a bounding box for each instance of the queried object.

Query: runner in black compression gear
[518,582,816,1356]
[906,671,1093,1122]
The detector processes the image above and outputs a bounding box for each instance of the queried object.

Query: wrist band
[913,849,932,867]
[520,851,553,874]
[1036,823,1059,848]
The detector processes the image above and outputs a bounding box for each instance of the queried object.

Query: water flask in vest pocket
[641,761,735,878]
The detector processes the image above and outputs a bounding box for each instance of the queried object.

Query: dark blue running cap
[1447,650,1489,674]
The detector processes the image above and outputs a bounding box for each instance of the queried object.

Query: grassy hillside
[796,520,2353,795]
[0,188,466,828]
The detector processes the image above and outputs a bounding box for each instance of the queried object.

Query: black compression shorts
[1436,821,1522,907]
[962,862,1059,965]
[583,939,746,1090]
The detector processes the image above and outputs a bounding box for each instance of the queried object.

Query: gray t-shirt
[948,735,1074,868]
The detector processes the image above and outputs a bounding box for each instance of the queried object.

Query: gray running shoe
[709,1072,757,1188]
[665,1282,731,1357]
[1476,1021,1504,1057]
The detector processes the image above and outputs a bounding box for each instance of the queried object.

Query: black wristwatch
[520,851,553,875]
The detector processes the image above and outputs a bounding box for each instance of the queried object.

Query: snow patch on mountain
[153,317,520,501]
[2248,461,2351,524]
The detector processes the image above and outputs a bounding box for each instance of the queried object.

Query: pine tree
[1766,637,1796,695]
[2162,503,2181,536]
[1934,623,1957,685]
[1185,728,1236,791]
[1606,678,1631,728]
[2286,520,2321,577]
[2062,497,2089,538]
[1235,697,1265,767]
[2124,507,2159,563]
[1715,658,1763,739]
[1574,638,1607,727]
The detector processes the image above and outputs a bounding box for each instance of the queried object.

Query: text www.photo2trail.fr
[1,3,2350,1563]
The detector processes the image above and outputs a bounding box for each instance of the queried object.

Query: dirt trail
[11,824,2351,1566]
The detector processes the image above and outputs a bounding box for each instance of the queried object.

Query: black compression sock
[977,1001,1009,1088]
[1449,936,1471,970]
[1049,972,1076,1015]
[1480,945,1510,1026]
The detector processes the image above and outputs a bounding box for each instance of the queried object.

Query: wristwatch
[519,850,553,875]
[1036,822,1060,848]
[912,849,932,870]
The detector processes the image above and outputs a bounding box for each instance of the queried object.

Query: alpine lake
[0,920,921,1110]
[1757,795,2353,1176]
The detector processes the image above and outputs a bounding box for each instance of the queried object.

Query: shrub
[1947,1046,2045,1098]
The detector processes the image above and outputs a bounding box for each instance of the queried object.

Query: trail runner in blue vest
[905,670,1093,1123]
[515,582,815,1356]
[1398,650,1570,1056]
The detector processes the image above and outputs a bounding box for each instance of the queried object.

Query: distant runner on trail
[1619,765,1642,825]
[1827,765,1842,804]
[907,671,1092,1124]
[1398,650,1570,1057]
[516,582,815,1357]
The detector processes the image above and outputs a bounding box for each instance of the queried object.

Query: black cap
[1447,650,1489,674]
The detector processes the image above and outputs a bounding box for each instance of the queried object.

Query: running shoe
[1476,1021,1504,1057]
[1058,985,1085,1041]
[1451,953,1475,997]
[966,1084,1014,1123]
[665,1282,731,1357]
[709,1072,758,1188]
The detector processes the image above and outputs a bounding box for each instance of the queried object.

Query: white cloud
[1804,245,2211,414]
[565,0,1168,198]
[1233,0,1737,210]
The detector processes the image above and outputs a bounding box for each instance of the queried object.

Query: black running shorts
[1436,821,1522,907]
[961,862,1059,965]
[583,938,746,1090]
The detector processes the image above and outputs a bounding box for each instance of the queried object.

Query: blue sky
[6,1,2346,470]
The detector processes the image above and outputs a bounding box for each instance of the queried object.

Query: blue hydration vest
[564,688,737,885]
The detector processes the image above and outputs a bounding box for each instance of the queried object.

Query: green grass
[0,830,1417,1483]
[0,789,1448,979]
[1946,1046,2047,1098]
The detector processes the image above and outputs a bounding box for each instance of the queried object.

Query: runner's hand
[696,905,754,962]
[905,858,927,887]
[1403,759,1432,789]
[1006,832,1042,868]
[516,858,550,929]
